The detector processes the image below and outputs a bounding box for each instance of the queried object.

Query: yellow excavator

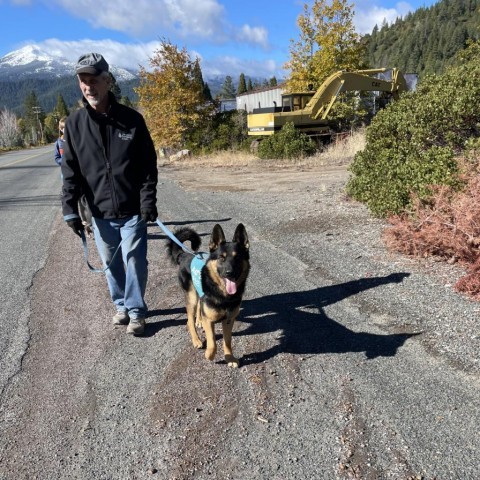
[247,68,409,138]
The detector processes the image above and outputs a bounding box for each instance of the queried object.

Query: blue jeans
[92,215,148,319]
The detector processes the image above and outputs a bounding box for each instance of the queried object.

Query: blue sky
[0,0,438,79]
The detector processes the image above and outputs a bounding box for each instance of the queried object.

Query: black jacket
[62,93,157,220]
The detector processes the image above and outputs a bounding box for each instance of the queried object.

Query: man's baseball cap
[75,53,109,75]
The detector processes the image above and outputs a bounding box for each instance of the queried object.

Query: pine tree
[193,58,212,102]
[203,82,213,102]
[109,73,122,100]
[237,73,247,95]
[220,75,236,98]
[54,94,69,118]
[22,91,44,144]
[247,78,253,91]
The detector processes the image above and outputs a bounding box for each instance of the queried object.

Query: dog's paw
[225,355,239,368]
[192,338,203,349]
[205,348,216,361]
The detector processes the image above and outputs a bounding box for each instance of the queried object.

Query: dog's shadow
[237,272,418,365]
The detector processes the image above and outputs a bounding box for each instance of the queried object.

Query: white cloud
[236,25,269,49]
[50,0,270,48]
[53,0,229,42]
[200,55,279,79]
[354,1,415,34]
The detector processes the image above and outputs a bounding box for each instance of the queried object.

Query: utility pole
[32,106,44,144]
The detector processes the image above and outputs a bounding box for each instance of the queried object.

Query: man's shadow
[237,272,418,365]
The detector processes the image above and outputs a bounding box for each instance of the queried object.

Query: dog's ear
[233,223,249,250]
[209,224,226,251]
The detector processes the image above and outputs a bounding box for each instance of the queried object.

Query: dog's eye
[218,255,225,262]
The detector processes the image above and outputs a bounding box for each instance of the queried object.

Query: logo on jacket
[118,132,133,141]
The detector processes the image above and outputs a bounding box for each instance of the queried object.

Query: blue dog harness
[190,252,209,298]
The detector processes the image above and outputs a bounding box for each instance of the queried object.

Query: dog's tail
[166,227,201,265]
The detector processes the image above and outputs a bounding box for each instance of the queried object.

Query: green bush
[346,49,480,217]
[186,109,249,154]
[257,122,317,159]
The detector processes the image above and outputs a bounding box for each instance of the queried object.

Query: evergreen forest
[364,0,480,77]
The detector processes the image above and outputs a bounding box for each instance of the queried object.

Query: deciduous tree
[136,39,214,149]
[0,108,22,148]
[284,0,366,92]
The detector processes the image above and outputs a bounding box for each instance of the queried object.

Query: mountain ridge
[0,45,137,82]
[0,45,235,114]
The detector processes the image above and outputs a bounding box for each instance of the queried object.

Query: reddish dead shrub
[383,158,480,298]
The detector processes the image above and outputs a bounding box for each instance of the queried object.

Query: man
[62,52,158,336]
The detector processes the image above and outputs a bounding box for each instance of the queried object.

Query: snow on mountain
[0,45,138,82]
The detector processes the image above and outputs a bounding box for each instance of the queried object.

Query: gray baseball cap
[75,53,109,75]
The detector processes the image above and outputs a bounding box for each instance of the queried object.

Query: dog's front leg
[202,318,217,361]
[185,290,203,349]
[195,301,202,329]
[222,314,239,368]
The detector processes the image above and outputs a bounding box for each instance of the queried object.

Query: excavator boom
[306,68,408,120]
[247,68,410,137]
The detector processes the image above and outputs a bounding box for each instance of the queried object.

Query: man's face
[78,73,110,109]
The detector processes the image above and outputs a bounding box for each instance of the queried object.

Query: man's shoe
[126,318,146,335]
[112,311,129,326]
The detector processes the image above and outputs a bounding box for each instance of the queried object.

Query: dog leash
[155,219,198,256]
[80,222,141,273]
[81,217,202,273]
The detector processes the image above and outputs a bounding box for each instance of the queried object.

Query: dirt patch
[160,163,350,194]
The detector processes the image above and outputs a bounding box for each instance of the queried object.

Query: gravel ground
[164,159,480,376]
[1,154,479,480]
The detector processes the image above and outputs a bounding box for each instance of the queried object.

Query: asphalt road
[0,146,478,480]
[0,146,61,402]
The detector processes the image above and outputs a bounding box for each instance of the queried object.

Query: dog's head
[208,223,250,295]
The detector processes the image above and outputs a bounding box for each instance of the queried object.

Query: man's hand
[141,207,157,223]
[66,218,85,237]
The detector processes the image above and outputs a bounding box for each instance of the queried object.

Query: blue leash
[80,225,135,273]
[155,219,197,256]
[81,218,201,273]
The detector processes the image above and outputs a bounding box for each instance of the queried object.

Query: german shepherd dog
[166,223,250,367]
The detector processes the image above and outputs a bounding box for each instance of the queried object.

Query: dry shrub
[383,157,480,298]
[454,258,480,299]
[319,129,366,165]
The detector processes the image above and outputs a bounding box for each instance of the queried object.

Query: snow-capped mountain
[0,45,138,82]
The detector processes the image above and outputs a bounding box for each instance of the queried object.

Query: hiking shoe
[126,318,146,335]
[112,311,129,326]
